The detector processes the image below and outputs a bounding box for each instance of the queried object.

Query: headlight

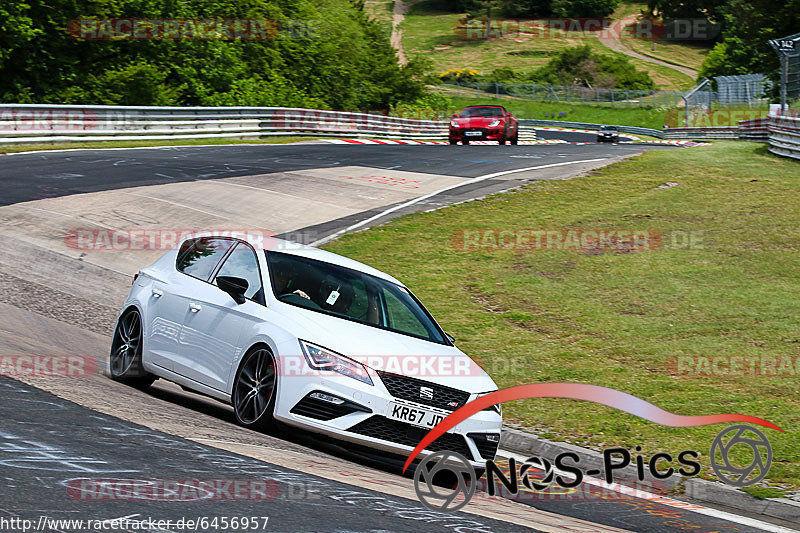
[450,120,459,127]
[477,391,502,415]
[488,120,501,127]
[299,340,373,386]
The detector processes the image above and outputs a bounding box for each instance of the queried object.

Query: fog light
[309,392,345,404]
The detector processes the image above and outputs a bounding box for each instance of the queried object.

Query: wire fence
[436,78,772,109]
[715,74,772,106]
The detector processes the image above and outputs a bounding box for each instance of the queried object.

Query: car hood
[455,117,503,128]
[275,302,498,393]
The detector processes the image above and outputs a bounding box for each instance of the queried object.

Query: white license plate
[388,402,444,429]
[465,131,482,136]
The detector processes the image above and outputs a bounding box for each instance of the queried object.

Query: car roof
[463,105,505,110]
[182,232,403,285]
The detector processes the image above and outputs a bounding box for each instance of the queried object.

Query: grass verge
[324,142,800,490]
[0,136,326,155]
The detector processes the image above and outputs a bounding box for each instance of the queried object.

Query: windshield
[600,125,618,130]
[461,107,504,118]
[265,251,448,344]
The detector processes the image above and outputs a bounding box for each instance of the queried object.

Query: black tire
[498,139,506,145]
[449,139,458,145]
[510,135,518,145]
[110,309,155,388]
[233,346,279,431]
[461,140,469,145]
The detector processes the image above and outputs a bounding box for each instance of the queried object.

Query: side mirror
[506,112,514,117]
[452,113,458,118]
[217,275,248,304]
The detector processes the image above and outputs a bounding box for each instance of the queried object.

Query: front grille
[378,372,470,411]
[348,416,472,460]
[468,433,501,461]
[290,393,370,421]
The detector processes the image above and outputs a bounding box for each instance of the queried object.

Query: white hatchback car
[111,234,502,466]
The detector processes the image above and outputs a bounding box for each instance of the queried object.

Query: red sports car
[449,105,519,145]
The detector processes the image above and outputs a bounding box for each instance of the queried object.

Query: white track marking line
[121,191,234,219]
[499,448,800,533]
[208,180,351,211]
[309,158,606,246]
[15,205,117,230]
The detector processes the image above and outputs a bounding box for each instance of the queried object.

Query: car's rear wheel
[510,135,518,145]
[449,139,458,145]
[461,140,469,145]
[233,346,279,431]
[110,309,155,388]
[498,139,506,145]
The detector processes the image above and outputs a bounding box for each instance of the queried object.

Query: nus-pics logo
[408,383,781,512]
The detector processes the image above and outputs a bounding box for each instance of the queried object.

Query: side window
[214,242,264,304]
[176,237,231,281]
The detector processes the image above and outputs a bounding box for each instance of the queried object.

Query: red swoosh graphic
[402,383,783,473]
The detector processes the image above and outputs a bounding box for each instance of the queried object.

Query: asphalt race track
[1,136,796,533]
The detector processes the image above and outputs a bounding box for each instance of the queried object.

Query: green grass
[741,485,788,500]
[324,142,800,490]
[438,88,674,128]
[401,0,695,90]
[364,0,394,35]
[624,37,709,73]
[0,136,326,155]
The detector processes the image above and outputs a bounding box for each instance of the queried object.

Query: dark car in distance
[597,125,620,143]
[449,105,519,145]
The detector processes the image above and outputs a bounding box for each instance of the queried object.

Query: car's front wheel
[233,346,279,431]
[449,139,458,145]
[109,309,155,388]
[461,140,469,145]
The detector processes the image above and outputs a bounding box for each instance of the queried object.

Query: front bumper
[450,128,505,141]
[273,365,502,467]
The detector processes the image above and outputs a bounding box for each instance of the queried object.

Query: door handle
[152,288,163,298]
[189,303,202,312]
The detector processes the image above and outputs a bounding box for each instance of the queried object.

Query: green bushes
[536,45,655,90]
[450,46,656,90]
[0,0,427,109]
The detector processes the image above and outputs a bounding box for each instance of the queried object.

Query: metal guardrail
[0,104,543,144]
[0,104,455,144]
[1,104,796,157]
[662,127,740,140]
[737,117,770,142]
[767,114,800,161]
[520,119,664,138]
